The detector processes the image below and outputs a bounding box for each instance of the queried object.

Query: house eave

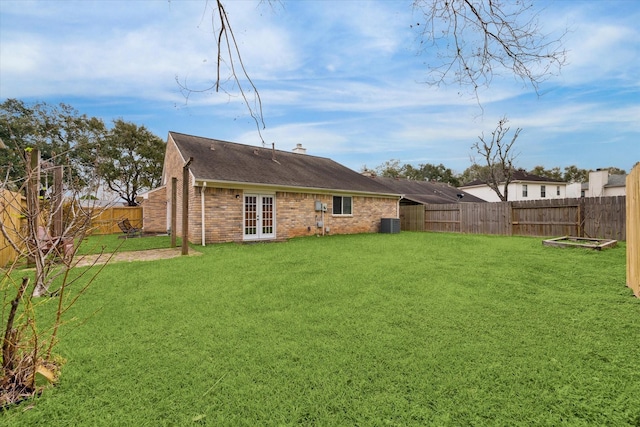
[193,178,401,199]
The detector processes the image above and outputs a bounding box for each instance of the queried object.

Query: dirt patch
[73,247,201,268]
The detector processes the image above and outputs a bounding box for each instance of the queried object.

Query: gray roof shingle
[170,132,399,195]
[370,176,487,204]
[605,174,626,187]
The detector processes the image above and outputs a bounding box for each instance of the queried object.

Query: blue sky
[1,0,638,175]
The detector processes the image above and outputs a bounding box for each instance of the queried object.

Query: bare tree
[471,116,520,201]
[1,146,112,406]
[412,0,567,97]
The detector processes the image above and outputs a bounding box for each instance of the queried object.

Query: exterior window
[541,185,546,198]
[522,184,528,198]
[557,186,561,196]
[332,196,352,215]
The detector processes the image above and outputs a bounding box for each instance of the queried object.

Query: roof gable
[168,132,398,195]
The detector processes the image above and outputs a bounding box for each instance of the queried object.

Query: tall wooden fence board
[402,196,626,241]
[584,196,627,241]
[462,202,510,235]
[627,165,640,297]
[91,206,143,235]
[400,205,424,231]
[424,204,460,233]
[512,199,580,238]
[0,190,26,267]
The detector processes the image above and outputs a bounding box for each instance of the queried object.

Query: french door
[244,194,275,240]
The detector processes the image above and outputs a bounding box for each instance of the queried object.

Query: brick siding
[150,134,399,244]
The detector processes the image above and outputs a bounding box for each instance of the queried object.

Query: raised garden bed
[542,236,617,250]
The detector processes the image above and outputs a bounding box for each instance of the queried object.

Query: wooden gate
[400,205,425,231]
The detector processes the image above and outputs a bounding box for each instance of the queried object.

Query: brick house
[141,132,401,245]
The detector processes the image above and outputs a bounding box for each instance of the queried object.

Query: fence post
[181,158,193,256]
[578,198,585,237]
[171,177,177,248]
[627,164,640,297]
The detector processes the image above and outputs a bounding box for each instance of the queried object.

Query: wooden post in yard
[578,198,585,237]
[171,177,177,248]
[52,166,63,237]
[25,148,40,268]
[181,158,193,256]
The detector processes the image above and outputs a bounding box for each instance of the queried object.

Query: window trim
[332,195,353,216]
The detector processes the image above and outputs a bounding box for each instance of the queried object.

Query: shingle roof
[605,174,626,187]
[370,176,487,204]
[169,132,399,195]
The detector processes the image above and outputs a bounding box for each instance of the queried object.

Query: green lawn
[74,233,177,255]
[3,232,639,426]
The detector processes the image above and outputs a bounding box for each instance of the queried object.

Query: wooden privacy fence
[627,164,639,297]
[401,196,626,241]
[90,206,143,235]
[0,190,26,267]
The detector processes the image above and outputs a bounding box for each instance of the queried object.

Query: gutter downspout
[201,182,206,246]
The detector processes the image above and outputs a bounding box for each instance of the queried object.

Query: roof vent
[292,143,307,154]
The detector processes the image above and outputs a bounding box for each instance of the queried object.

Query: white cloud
[1,0,638,175]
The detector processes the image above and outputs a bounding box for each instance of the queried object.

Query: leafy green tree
[603,166,626,175]
[562,165,590,183]
[96,120,164,206]
[529,165,563,181]
[0,99,105,191]
[409,163,460,186]
[372,160,461,186]
[459,164,490,185]
[375,159,404,178]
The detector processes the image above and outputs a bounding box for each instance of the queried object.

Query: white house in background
[580,169,627,197]
[459,170,568,202]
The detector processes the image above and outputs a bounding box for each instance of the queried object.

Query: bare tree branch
[412,0,567,98]
[177,0,267,145]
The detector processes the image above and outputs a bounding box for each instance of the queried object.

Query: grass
[3,232,639,426]
[74,233,178,255]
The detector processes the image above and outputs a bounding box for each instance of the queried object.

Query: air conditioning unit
[380,218,400,234]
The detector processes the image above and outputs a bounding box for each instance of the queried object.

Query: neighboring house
[142,132,402,245]
[367,176,486,205]
[580,169,627,197]
[459,170,569,202]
